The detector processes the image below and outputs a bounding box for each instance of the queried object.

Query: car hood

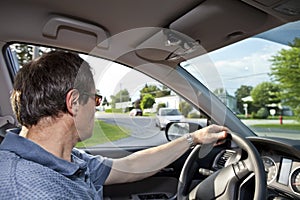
[161,115,184,121]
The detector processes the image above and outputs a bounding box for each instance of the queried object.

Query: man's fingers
[217,130,227,139]
[213,131,228,146]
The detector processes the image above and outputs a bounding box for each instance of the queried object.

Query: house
[214,88,238,113]
[151,95,181,113]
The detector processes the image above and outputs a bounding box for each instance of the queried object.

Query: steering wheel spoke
[188,164,239,200]
[177,132,266,200]
[233,159,252,180]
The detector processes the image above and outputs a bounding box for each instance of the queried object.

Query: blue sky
[184,37,289,96]
[183,20,300,96]
[212,38,289,95]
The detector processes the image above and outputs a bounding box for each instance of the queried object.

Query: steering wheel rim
[177,132,266,200]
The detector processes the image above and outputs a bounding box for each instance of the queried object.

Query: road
[95,112,300,146]
[95,112,168,146]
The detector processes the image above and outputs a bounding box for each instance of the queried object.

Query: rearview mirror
[165,122,203,141]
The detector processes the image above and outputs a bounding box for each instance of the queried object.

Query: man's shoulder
[0,150,59,198]
[0,150,91,199]
[0,150,59,180]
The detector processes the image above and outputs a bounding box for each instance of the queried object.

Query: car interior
[1,0,300,199]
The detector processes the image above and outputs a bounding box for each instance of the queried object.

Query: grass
[76,120,130,148]
[267,115,297,120]
[141,112,156,117]
[251,124,300,130]
[236,114,297,120]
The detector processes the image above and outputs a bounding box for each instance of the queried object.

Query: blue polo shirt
[0,129,112,199]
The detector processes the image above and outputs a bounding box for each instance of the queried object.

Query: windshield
[161,109,181,116]
[181,20,300,140]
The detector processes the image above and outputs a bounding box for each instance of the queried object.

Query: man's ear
[66,89,80,116]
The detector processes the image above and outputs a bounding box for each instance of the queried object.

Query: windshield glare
[182,20,300,140]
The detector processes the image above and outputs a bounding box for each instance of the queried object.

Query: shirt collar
[0,128,87,176]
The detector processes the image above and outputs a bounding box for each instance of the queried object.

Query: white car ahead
[155,108,184,130]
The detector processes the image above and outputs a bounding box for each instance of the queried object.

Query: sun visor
[169,0,269,52]
[135,29,206,62]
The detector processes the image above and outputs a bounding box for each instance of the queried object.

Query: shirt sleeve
[72,148,113,190]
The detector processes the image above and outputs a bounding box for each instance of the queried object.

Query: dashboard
[102,135,300,200]
[207,136,300,199]
[249,137,300,199]
[100,134,300,200]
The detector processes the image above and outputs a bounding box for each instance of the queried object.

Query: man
[0,51,228,199]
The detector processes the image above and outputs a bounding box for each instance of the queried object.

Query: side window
[9,44,205,148]
[77,55,206,148]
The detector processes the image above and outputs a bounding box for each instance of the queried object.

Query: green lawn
[236,114,297,120]
[251,124,300,130]
[76,120,130,148]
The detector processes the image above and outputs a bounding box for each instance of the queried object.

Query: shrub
[255,107,269,119]
[105,108,123,113]
[188,112,201,118]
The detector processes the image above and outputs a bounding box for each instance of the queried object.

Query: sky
[205,20,300,95]
[211,39,286,95]
[83,55,158,101]
[184,38,289,96]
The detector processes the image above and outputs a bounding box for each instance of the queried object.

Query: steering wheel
[177,132,266,200]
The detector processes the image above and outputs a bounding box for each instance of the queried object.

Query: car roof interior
[1,0,300,69]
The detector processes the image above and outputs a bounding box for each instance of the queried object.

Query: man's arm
[104,124,228,185]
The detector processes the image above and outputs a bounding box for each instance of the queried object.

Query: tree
[110,89,130,108]
[234,85,253,113]
[101,97,109,106]
[139,84,170,110]
[140,84,171,98]
[11,44,55,67]
[270,38,300,117]
[179,101,192,117]
[140,93,155,109]
[140,84,160,98]
[156,90,171,98]
[13,44,34,66]
[156,85,171,97]
[250,82,280,109]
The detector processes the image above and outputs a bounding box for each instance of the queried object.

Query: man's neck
[21,115,78,162]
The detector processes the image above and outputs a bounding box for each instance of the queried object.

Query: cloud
[208,39,288,95]
[182,38,289,96]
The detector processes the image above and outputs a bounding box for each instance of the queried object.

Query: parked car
[155,108,184,130]
[1,0,300,199]
[129,108,143,116]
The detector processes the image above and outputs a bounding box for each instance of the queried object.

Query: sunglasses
[82,92,102,106]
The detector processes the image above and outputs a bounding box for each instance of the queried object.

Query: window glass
[182,20,300,140]
[8,44,204,148]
